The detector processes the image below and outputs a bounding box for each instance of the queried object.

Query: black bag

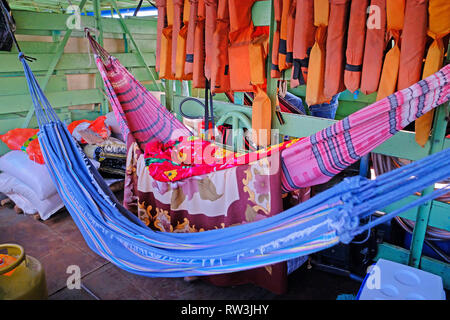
[0,0,15,52]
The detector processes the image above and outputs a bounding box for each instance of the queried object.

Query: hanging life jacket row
[155,0,448,147]
[269,0,449,148]
[156,0,273,147]
[156,0,269,91]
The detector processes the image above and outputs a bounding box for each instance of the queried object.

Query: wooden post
[93,0,109,115]
[165,80,174,112]
[408,103,449,268]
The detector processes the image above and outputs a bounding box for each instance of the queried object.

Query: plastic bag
[0,128,45,164]
[67,116,111,144]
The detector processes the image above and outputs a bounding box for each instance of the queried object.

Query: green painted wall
[0,9,160,155]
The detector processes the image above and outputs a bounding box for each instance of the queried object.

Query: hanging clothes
[415,0,449,147]
[155,0,166,73]
[278,0,292,72]
[286,0,296,67]
[192,0,206,87]
[291,0,316,88]
[305,0,330,106]
[324,0,350,99]
[204,0,218,81]
[228,0,258,92]
[172,0,184,77]
[397,0,428,91]
[159,0,176,79]
[376,0,405,101]
[360,0,387,95]
[210,0,230,93]
[228,0,271,146]
[184,0,198,75]
[271,0,282,78]
[344,0,369,93]
[175,0,193,79]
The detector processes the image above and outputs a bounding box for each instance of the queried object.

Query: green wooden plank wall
[0,9,160,155]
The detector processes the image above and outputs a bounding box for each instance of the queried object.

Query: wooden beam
[0,52,156,73]
[0,89,104,114]
[383,196,450,231]
[11,9,157,35]
[0,75,67,95]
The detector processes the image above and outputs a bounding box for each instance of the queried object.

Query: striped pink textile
[280,64,449,191]
[94,56,191,150]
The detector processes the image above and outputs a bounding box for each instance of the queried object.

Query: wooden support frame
[93,0,109,115]
[110,0,163,92]
[21,0,88,128]
[408,104,449,268]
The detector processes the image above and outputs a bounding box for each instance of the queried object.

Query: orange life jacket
[175,0,193,79]
[249,31,269,87]
[376,0,405,101]
[286,0,296,67]
[305,0,330,106]
[278,0,292,71]
[210,0,231,93]
[344,0,369,94]
[172,0,184,77]
[192,0,206,88]
[415,0,450,147]
[291,0,316,88]
[184,0,198,75]
[229,0,272,145]
[159,0,176,79]
[360,0,387,95]
[155,0,166,73]
[271,0,282,78]
[323,0,350,99]
[204,0,217,81]
[228,0,258,92]
[397,0,428,91]
[251,86,272,148]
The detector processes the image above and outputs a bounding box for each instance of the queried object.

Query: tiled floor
[0,205,361,300]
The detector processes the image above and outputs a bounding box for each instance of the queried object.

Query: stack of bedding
[0,112,127,219]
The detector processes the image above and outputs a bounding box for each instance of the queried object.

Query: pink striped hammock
[90,35,449,193]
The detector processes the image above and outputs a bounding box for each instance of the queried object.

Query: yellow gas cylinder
[0,244,48,300]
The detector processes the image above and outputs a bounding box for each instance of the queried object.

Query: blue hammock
[19,53,450,277]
